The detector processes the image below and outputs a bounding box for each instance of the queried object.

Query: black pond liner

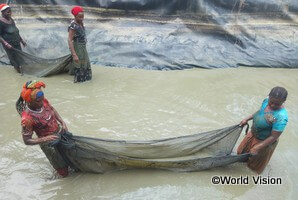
[1,0,297,75]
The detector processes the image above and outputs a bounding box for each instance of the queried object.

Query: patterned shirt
[68,20,86,43]
[21,99,60,138]
[252,98,288,140]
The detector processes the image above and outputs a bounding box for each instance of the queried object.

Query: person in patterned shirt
[20,80,69,177]
[68,6,92,83]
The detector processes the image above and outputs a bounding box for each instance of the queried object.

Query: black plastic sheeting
[1,0,297,70]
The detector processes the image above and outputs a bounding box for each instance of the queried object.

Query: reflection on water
[0,66,297,199]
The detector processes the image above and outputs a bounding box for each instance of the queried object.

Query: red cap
[0,4,10,12]
[71,6,83,16]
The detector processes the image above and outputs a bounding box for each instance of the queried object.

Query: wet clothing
[237,97,288,174]
[68,20,86,43]
[40,140,68,170]
[251,98,288,140]
[21,99,59,137]
[72,42,92,82]
[0,17,22,71]
[237,131,278,174]
[68,20,92,82]
[21,98,68,171]
[0,17,21,44]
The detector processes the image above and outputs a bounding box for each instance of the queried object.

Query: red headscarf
[0,4,10,12]
[71,6,83,16]
[21,80,46,102]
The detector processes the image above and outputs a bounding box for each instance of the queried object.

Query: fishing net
[11,47,72,77]
[54,126,249,173]
[16,94,249,174]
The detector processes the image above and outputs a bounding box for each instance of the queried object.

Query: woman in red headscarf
[68,6,92,83]
[0,4,27,73]
[18,80,69,177]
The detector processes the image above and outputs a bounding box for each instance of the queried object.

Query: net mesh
[54,125,249,173]
[13,47,72,77]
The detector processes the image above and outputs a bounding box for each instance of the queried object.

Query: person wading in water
[0,3,26,73]
[18,80,69,177]
[68,6,92,83]
[238,86,288,174]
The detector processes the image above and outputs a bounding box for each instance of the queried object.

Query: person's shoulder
[43,98,50,106]
[68,20,77,30]
[262,97,269,104]
[260,97,269,109]
[10,18,15,24]
[21,109,29,117]
[0,17,13,25]
[274,107,288,123]
[43,98,55,110]
[21,110,34,127]
[0,19,5,27]
[278,107,288,117]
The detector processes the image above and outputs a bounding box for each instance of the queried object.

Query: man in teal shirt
[238,86,288,174]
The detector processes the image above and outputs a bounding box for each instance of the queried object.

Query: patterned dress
[0,17,22,72]
[68,20,92,82]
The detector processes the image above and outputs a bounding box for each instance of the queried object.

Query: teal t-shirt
[252,98,288,140]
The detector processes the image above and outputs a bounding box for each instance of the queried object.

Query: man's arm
[50,104,68,133]
[250,130,281,155]
[0,36,11,48]
[20,36,26,46]
[239,113,254,126]
[68,29,79,63]
[22,126,58,145]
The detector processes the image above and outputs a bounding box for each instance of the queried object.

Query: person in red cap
[0,4,26,73]
[68,6,92,83]
[18,80,70,177]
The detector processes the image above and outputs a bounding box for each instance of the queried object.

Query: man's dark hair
[269,86,288,101]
